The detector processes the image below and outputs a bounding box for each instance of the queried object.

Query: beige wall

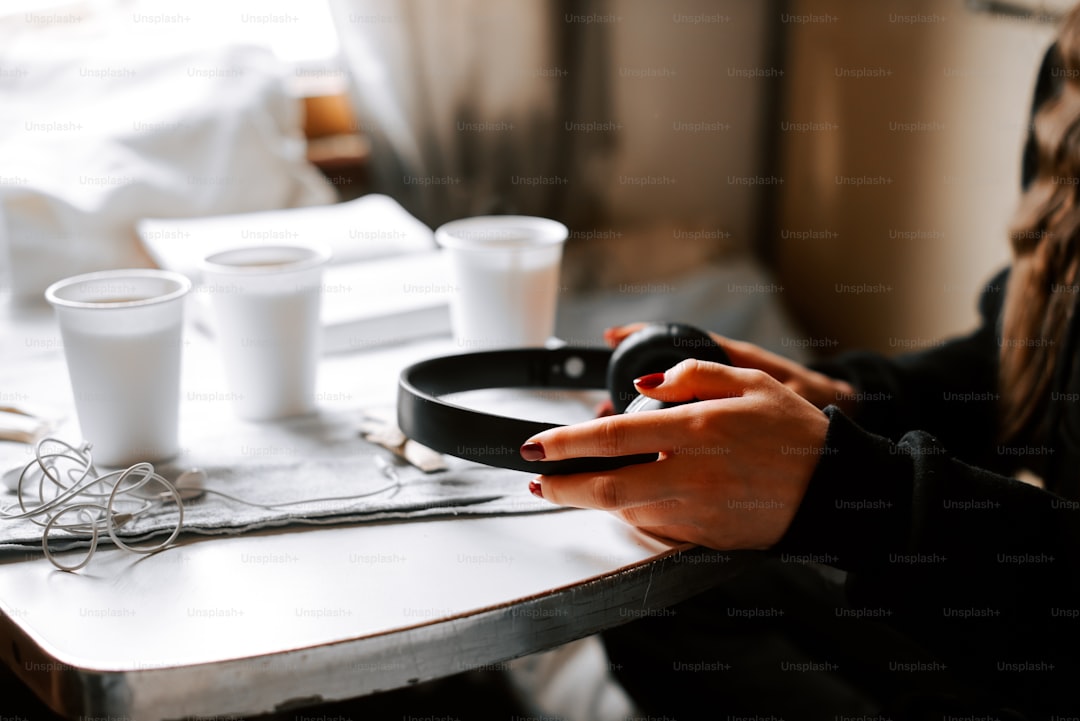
[564,0,774,290]
[775,0,1056,353]
[604,0,770,231]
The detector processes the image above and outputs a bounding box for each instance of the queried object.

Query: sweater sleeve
[775,405,1080,715]
[808,269,1009,472]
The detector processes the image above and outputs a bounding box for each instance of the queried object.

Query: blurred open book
[137,194,452,353]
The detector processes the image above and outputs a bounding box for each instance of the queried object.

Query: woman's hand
[522,359,830,551]
[603,323,857,415]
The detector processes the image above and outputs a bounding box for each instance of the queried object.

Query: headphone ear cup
[606,323,731,413]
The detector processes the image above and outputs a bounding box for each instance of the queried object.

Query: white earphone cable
[0,436,401,571]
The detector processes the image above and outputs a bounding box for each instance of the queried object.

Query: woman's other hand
[604,323,857,415]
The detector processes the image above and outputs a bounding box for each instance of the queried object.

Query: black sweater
[776,271,1080,718]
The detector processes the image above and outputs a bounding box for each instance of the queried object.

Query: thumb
[632,358,769,403]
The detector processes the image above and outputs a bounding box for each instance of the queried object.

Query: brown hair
[1000,5,1080,443]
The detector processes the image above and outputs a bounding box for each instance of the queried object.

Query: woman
[519,10,1080,719]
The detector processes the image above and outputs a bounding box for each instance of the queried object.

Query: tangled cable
[0,438,185,571]
[0,437,401,572]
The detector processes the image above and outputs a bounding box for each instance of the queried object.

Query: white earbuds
[128,467,206,504]
[173,469,208,501]
[0,439,186,571]
[1,465,22,492]
[1,436,402,572]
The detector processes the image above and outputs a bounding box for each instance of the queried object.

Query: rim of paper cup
[45,269,193,310]
[435,216,569,251]
[201,244,332,275]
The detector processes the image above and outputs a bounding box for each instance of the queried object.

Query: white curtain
[328,0,615,228]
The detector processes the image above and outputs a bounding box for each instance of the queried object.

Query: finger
[534,460,677,512]
[603,323,648,348]
[633,358,772,404]
[605,326,789,379]
[594,398,615,418]
[522,396,742,460]
[536,468,702,542]
[623,523,693,547]
[711,335,792,378]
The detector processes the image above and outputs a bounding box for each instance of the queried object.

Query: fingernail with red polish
[634,372,665,389]
[528,480,544,499]
[520,441,546,461]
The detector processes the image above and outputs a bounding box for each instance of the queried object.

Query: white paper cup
[45,269,191,467]
[435,216,568,350]
[200,245,330,421]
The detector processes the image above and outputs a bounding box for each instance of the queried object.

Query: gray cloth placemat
[0,407,551,557]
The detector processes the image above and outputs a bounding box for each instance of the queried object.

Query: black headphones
[397,323,731,475]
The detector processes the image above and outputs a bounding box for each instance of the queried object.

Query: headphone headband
[397,347,658,475]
